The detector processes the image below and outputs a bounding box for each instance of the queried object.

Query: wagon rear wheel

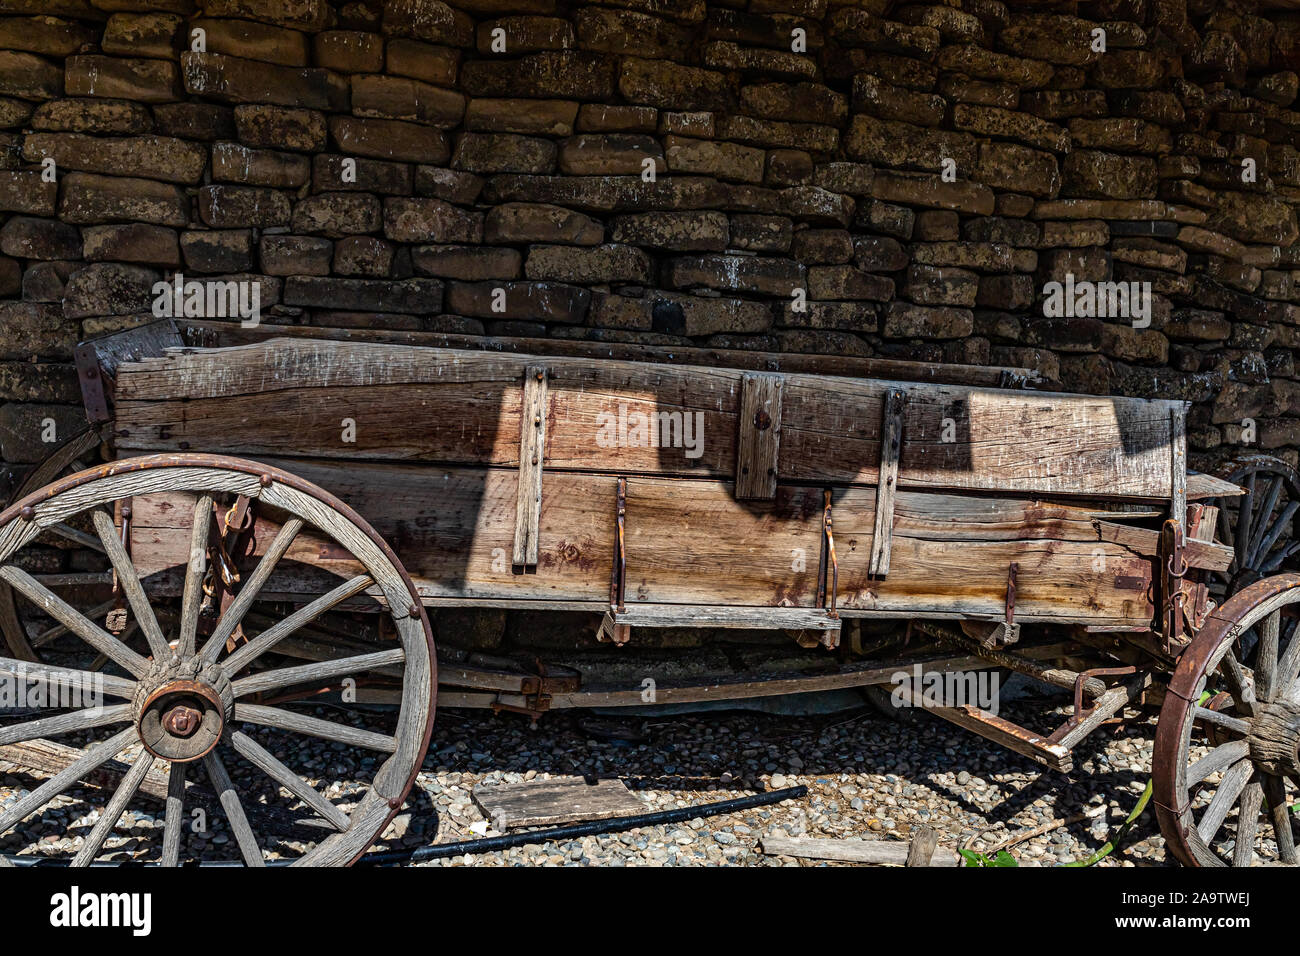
[1211,455,1300,600]
[0,455,435,866]
[1154,573,1300,866]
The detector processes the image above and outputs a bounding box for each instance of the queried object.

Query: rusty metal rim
[0,452,438,867]
[1153,572,1300,867]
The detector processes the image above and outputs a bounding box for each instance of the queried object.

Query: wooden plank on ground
[735,372,783,500]
[512,365,547,566]
[760,834,959,866]
[114,338,1181,500]
[471,777,644,830]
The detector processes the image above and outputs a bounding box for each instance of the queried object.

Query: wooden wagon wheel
[0,424,107,663]
[1210,455,1300,600]
[1154,573,1300,866]
[0,455,435,866]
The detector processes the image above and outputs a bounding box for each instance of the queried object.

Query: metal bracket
[73,342,111,425]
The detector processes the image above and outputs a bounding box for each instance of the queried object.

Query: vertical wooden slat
[513,365,548,566]
[735,372,783,500]
[1170,404,1187,528]
[868,388,906,577]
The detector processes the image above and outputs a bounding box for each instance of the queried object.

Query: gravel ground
[402,697,1165,867]
[0,693,1182,867]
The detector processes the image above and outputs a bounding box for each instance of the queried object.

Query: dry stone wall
[1,0,1300,491]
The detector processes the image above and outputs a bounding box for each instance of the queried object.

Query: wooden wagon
[1,317,1298,867]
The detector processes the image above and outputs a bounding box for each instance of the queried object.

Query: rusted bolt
[754,410,772,430]
[259,473,273,487]
[19,506,34,521]
[409,603,420,618]
[162,702,202,738]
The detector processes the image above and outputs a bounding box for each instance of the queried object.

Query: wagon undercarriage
[2,318,1299,867]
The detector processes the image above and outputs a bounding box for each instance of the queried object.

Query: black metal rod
[362,785,808,865]
[2,786,808,867]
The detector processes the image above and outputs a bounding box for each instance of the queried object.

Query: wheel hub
[1247,699,1300,779]
[134,659,233,762]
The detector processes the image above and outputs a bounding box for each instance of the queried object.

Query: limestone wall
[2,0,1300,495]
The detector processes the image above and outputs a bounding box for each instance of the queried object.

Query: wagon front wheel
[0,455,435,866]
[1154,573,1300,866]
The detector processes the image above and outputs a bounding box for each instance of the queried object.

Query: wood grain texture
[735,372,783,500]
[113,338,1183,500]
[176,318,1041,387]
[868,387,905,576]
[471,777,644,829]
[125,458,1227,627]
[513,366,547,566]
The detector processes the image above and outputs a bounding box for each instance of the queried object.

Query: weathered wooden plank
[760,834,959,866]
[868,387,905,576]
[126,459,1210,627]
[113,338,1182,500]
[893,683,1073,771]
[175,318,1042,388]
[513,366,548,566]
[471,777,644,830]
[735,372,783,500]
[1170,404,1188,524]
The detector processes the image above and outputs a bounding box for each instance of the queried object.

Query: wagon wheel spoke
[0,566,150,678]
[200,517,305,664]
[228,729,350,832]
[1262,541,1300,574]
[233,648,406,698]
[1220,650,1256,716]
[1234,472,1257,572]
[1246,478,1285,569]
[1233,778,1264,867]
[1254,502,1300,573]
[1196,758,1253,843]
[203,750,264,867]
[1258,610,1280,701]
[0,702,133,746]
[224,573,375,674]
[234,703,397,753]
[0,655,135,700]
[47,522,105,554]
[71,750,155,867]
[1263,775,1299,864]
[91,509,169,661]
[1187,738,1249,786]
[0,727,136,835]
[30,598,117,650]
[1191,706,1251,737]
[162,762,186,868]
[178,494,213,658]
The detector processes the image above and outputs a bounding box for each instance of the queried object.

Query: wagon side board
[128,458,1229,629]
[113,338,1185,502]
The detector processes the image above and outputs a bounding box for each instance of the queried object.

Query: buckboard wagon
[1,318,1298,868]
